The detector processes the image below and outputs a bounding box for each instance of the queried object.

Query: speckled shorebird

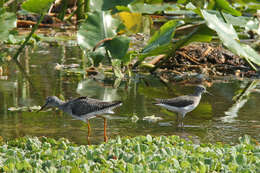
[154,85,210,127]
[38,96,122,142]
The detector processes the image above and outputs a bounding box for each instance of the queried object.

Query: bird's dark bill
[206,91,213,96]
[37,102,48,112]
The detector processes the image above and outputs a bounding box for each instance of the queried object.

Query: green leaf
[220,13,250,27]
[22,0,54,14]
[89,0,103,11]
[90,0,134,11]
[104,36,130,59]
[0,10,16,41]
[215,0,241,16]
[177,0,187,3]
[142,20,182,54]
[71,166,81,173]
[128,3,179,14]
[77,11,121,50]
[0,136,260,172]
[176,24,214,48]
[236,154,246,165]
[202,11,238,39]
[136,20,182,65]
[145,0,163,3]
[146,135,152,143]
[201,10,260,69]
[204,10,252,28]
[139,44,172,62]
[88,47,106,67]
[103,0,134,10]
[241,45,260,65]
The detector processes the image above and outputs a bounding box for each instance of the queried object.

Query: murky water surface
[0,45,260,145]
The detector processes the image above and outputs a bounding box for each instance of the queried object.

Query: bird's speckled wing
[70,97,121,116]
[155,95,194,107]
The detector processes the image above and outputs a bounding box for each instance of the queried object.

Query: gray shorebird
[154,85,209,127]
[38,96,122,143]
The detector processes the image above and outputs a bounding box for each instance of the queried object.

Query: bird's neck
[53,100,65,110]
[192,91,203,97]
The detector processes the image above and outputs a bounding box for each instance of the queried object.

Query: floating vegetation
[8,106,41,112]
[0,135,259,172]
[130,115,139,123]
[143,115,163,123]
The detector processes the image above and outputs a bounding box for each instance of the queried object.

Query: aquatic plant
[0,0,259,77]
[76,0,260,76]
[0,135,259,172]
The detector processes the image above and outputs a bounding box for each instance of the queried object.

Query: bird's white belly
[157,103,196,115]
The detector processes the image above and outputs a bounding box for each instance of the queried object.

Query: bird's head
[195,85,212,95]
[37,96,61,112]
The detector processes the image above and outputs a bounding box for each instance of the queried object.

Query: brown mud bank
[152,43,260,82]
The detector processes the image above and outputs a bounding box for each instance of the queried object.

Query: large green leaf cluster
[0,9,16,41]
[0,0,259,76]
[78,0,260,74]
[0,135,259,172]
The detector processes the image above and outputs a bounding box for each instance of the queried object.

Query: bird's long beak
[206,90,213,96]
[37,102,48,113]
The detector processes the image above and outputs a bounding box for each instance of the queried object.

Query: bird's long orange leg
[103,117,108,142]
[87,119,91,145]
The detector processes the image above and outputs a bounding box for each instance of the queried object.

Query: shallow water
[0,45,260,145]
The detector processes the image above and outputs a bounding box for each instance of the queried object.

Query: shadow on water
[0,45,260,145]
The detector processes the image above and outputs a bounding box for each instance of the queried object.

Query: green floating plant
[0,135,259,172]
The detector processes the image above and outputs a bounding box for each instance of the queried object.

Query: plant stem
[0,0,3,8]
[76,0,85,22]
[219,9,227,23]
[105,49,112,64]
[58,0,68,21]
[13,13,44,60]
[84,0,90,13]
[149,54,172,74]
